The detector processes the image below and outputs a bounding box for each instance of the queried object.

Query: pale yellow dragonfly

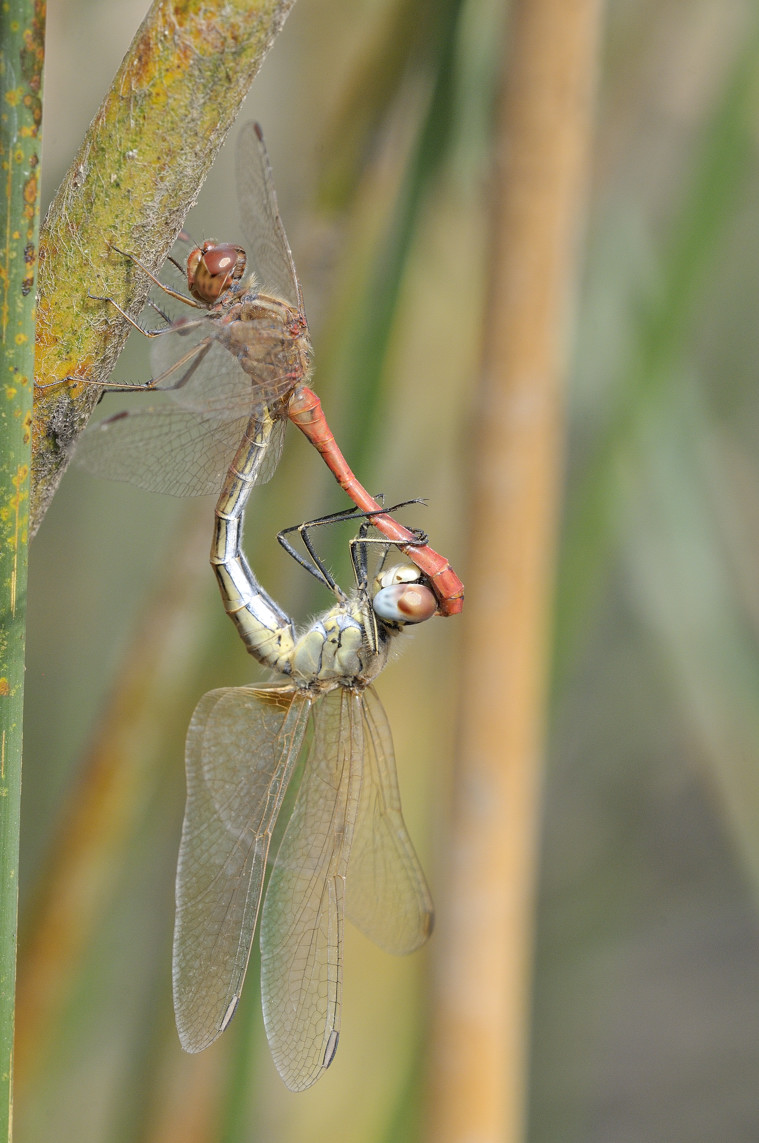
[174,513,436,1090]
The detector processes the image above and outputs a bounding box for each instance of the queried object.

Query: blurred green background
[21,0,759,1139]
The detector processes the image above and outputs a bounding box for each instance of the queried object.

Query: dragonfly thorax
[214,294,312,411]
[288,601,388,688]
[283,573,435,694]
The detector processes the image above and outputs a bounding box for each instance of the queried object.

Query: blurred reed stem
[15,507,211,1113]
[320,0,464,480]
[425,1,602,1140]
[0,4,44,1139]
[555,18,759,677]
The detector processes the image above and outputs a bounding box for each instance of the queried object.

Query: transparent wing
[74,336,288,496]
[236,121,303,311]
[345,686,434,954]
[75,405,249,497]
[149,321,244,411]
[173,685,311,1053]
[148,314,298,414]
[260,687,363,1091]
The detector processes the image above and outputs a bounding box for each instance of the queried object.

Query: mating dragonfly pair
[60,122,463,1090]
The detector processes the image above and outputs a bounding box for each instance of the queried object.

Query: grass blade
[0,2,45,1138]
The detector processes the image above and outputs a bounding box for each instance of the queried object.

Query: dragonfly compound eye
[372,582,437,625]
[187,242,246,304]
[375,563,422,590]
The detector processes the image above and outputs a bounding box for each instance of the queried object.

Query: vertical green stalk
[0,2,45,1139]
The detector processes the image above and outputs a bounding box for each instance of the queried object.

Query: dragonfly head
[371,565,437,626]
[186,241,247,305]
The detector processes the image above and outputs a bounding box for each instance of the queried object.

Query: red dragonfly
[74,123,463,615]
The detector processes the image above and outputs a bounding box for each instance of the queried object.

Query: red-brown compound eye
[186,242,246,304]
[372,582,438,625]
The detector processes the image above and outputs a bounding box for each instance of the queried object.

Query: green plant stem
[0,3,45,1139]
[331,0,464,476]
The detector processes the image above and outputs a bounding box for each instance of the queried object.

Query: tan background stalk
[426,1,604,1139]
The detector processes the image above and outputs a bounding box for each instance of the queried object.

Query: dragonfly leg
[87,292,177,338]
[107,243,203,310]
[277,509,362,595]
[145,297,175,326]
[33,371,159,396]
[277,504,390,595]
[84,242,205,340]
[278,499,428,537]
[277,502,429,597]
[35,324,212,399]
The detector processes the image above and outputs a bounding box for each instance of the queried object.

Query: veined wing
[74,340,288,496]
[345,685,434,954]
[173,684,311,1053]
[149,310,301,416]
[236,122,303,313]
[149,319,250,414]
[260,687,363,1091]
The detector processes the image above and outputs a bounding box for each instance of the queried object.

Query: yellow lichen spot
[67,377,89,399]
[15,332,28,345]
[0,679,10,697]
[4,88,21,107]
[6,386,17,399]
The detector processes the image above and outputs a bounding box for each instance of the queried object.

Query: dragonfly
[174,508,437,1091]
[68,122,463,616]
